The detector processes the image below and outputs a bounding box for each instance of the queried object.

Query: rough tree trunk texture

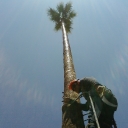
[61,22,85,128]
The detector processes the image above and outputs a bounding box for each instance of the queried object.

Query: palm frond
[67,10,76,19]
[65,2,72,13]
[57,2,64,14]
[54,22,61,31]
[65,20,73,33]
[66,24,72,33]
[47,8,60,22]
[63,19,71,26]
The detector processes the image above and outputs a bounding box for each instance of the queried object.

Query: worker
[68,77,118,128]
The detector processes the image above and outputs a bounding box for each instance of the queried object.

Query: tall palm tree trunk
[62,21,76,95]
[61,21,85,128]
[47,2,85,127]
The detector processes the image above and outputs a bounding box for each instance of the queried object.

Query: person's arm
[78,101,89,111]
[67,99,89,111]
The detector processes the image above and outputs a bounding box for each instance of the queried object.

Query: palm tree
[48,2,85,128]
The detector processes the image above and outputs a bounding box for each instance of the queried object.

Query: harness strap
[102,96,117,107]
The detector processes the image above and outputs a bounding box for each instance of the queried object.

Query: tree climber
[68,77,118,128]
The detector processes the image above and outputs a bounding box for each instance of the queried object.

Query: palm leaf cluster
[47,2,76,33]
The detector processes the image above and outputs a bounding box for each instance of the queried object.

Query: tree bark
[61,21,85,128]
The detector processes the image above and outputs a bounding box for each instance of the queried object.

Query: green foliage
[47,2,76,33]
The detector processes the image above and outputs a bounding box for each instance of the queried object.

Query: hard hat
[68,79,79,90]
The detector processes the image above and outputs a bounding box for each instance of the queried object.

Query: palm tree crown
[47,2,76,33]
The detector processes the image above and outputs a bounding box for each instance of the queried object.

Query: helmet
[68,79,79,90]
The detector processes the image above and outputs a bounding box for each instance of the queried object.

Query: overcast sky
[0,0,128,127]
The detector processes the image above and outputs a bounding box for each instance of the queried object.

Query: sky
[0,0,128,127]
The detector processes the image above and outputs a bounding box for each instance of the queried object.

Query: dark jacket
[79,77,118,112]
[78,77,118,127]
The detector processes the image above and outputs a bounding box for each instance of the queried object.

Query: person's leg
[98,102,116,128]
